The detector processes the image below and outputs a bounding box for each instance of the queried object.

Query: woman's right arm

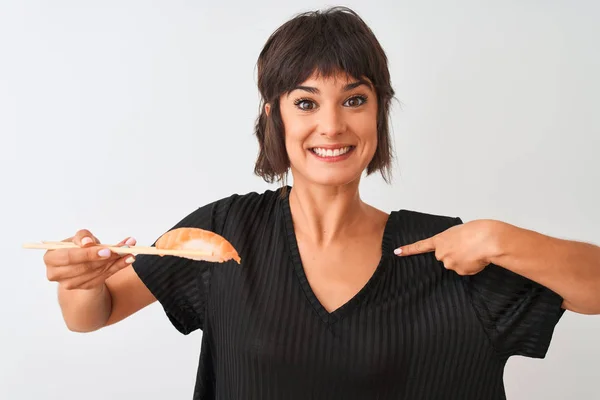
[48,229,157,333]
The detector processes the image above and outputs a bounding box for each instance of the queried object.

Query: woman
[44,6,600,400]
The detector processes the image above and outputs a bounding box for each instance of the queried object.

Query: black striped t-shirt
[132,186,565,399]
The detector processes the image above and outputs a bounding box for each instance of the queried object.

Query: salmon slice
[155,227,241,264]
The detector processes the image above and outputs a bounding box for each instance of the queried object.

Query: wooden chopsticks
[22,241,213,258]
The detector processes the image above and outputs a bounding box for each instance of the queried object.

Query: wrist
[58,282,106,296]
[484,219,512,265]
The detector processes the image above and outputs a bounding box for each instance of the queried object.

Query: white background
[1,1,599,398]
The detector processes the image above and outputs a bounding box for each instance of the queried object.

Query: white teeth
[312,146,351,157]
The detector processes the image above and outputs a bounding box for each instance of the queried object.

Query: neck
[287,176,368,246]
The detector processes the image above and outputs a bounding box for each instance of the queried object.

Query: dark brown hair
[253,6,395,184]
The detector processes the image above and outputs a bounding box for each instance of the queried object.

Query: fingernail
[125,237,136,246]
[125,256,135,264]
[98,248,111,257]
[81,237,93,246]
[394,248,402,255]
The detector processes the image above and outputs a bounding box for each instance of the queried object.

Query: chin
[303,169,363,188]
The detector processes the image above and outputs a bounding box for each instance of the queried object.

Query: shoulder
[161,187,284,236]
[189,186,283,214]
[211,187,284,219]
[390,208,463,237]
[191,187,284,231]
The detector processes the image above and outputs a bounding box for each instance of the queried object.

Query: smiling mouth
[309,146,355,158]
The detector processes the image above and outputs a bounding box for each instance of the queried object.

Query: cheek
[352,114,378,145]
[282,113,313,151]
[284,124,309,156]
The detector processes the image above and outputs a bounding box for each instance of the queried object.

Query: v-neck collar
[280,185,396,326]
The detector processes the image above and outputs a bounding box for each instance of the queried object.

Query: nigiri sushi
[155,227,241,264]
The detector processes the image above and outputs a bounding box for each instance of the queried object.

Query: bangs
[279,20,376,93]
[257,7,390,102]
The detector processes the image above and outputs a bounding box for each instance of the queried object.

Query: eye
[344,95,367,107]
[294,98,317,111]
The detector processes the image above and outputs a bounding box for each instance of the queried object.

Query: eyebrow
[288,79,373,96]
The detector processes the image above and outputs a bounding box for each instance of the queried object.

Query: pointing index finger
[394,237,436,256]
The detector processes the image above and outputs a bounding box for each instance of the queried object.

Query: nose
[318,106,345,137]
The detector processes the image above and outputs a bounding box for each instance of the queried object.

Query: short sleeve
[455,218,566,359]
[132,194,237,335]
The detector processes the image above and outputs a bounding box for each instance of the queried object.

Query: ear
[265,103,271,117]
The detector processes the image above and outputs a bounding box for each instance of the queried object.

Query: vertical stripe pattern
[132,187,565,400]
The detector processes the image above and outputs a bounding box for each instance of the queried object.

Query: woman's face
[276,71,379,188]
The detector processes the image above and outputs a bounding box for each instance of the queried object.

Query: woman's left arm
[490,221,600,315]
[395,219,600,315]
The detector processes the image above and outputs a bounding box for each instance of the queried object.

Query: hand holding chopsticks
[27,229,141,290]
